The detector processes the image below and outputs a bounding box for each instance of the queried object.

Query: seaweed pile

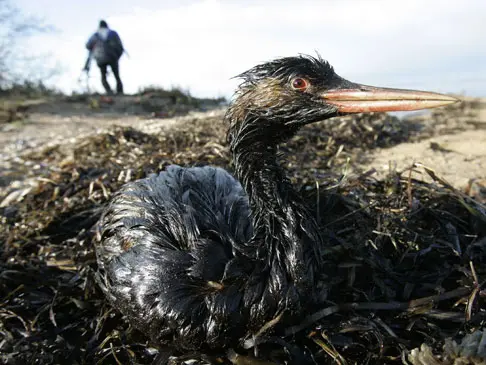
[1,100,485,364]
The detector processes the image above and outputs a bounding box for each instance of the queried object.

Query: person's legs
[98,63,112,94]
[110,61,124,94]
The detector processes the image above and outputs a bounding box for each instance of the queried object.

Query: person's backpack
[106,31,124,60]
[91,30,123,64]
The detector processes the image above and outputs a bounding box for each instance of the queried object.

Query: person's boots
[102,77,113,95]
[116,80,124,95]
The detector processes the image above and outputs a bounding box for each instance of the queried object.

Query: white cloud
[21,0,486,97]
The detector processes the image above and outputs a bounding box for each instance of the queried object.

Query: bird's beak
[321,84,459,113]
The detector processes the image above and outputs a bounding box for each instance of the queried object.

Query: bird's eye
[291,78,309,91]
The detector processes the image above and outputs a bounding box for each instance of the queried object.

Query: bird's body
[97,142,324,350]
[96,55,457,352]
[98,165,252,349]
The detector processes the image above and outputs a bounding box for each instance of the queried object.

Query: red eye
[291,78,309,91]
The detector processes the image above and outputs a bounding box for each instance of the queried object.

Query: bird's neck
[228,116,324,289]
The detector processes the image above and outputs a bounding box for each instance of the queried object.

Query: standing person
[85,20,124,95]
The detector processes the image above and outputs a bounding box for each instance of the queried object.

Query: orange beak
[321,84,459,113]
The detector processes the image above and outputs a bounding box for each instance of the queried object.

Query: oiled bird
[95,54,457,352]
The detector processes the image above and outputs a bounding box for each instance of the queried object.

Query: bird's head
[226,54,458,143]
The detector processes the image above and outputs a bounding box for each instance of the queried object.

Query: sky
[13,0,486,99]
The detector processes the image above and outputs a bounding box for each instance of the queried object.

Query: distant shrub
[137,84,227,108]
[0,80,61,98]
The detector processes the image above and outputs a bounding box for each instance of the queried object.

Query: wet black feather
[96,54,350,351]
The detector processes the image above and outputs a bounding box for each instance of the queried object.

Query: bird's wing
[94,165,252,348]
[97,165,251,266]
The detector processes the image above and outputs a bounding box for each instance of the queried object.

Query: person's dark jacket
[86,28,124,65]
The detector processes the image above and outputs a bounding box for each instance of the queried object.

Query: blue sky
[15,0,486,98]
